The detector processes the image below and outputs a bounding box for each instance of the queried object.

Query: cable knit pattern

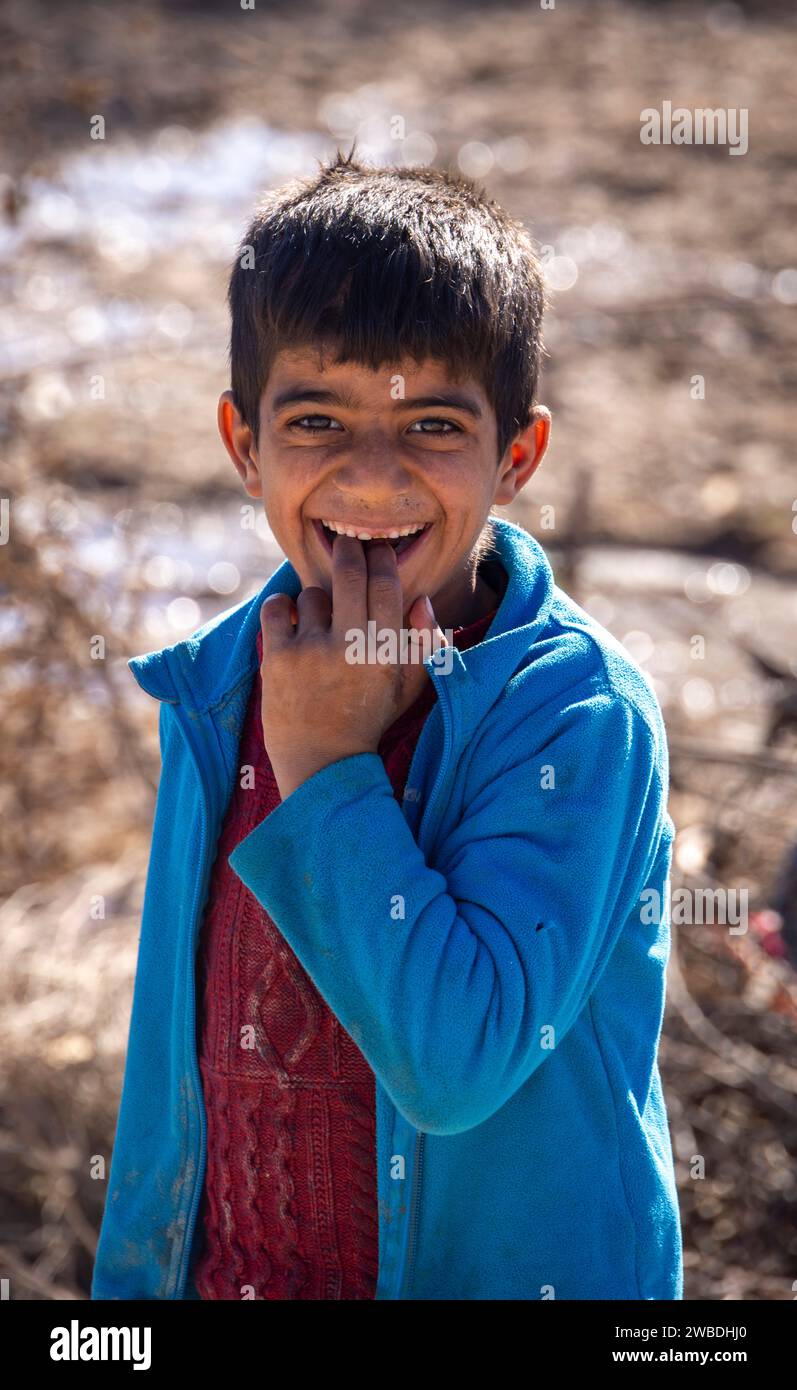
[192,596,499,1300]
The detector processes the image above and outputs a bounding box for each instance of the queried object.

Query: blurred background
[1,0,796,1300]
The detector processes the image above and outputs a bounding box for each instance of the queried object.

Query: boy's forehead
[264,346,488,409]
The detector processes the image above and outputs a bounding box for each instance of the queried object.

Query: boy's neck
[464,570,501,628]
[433,562,503,635]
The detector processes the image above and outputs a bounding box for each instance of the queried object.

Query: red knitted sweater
[192,600,498,1300]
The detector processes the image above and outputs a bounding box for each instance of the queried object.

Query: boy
[92,149,683,1300]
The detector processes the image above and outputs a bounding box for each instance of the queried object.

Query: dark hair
[227,145,547,470]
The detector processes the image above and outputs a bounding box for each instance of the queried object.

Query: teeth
[320,518,428,540]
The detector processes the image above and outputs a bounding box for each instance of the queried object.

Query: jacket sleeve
[228,684,666,1136]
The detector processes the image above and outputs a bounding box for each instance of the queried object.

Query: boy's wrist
[269,744,377,800]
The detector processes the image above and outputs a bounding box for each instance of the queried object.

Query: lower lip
[311,519,434,567]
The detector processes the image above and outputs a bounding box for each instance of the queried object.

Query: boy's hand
[259,534,448,800]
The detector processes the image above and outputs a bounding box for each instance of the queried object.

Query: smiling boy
[92,149,683,1301]
[220,346,551,795]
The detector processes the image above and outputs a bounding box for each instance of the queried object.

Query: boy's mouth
[311,518,434,566]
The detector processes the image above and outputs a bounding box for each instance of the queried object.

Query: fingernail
[423,595,435,622]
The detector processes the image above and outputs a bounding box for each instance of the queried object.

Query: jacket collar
[128,515,555,732]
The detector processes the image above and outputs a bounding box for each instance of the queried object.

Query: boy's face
[219,346,549,631]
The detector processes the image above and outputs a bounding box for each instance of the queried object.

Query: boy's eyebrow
[403,392,483,419]
[270,385,483,420]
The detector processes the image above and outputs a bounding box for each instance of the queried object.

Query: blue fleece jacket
[91,515,683,1300]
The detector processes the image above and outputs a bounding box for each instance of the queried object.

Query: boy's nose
[330,435,416,495]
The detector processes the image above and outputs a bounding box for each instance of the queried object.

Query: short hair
[227,144,547,468]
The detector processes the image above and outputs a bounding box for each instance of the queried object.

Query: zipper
[171,706,214,1299]
[398,658,454,1298]
[419,656,455,848]
[400,1130,425,1298]
[171,671,258,1295]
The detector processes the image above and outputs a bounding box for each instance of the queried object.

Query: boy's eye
[288,415,344,433]
[407,418,461,434]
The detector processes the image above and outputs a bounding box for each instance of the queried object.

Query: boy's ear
[493,405,551,506]
[218,390,263,499]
